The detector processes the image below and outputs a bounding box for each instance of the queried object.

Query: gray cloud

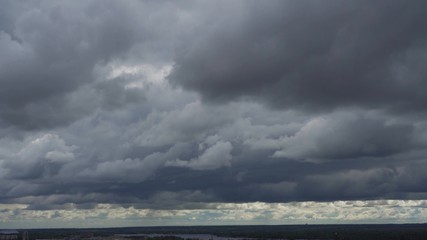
[1,0,427,219]
[171,0,427,112]
[0,0,180,130]
[268,112,416,161]
[167,140,233,170]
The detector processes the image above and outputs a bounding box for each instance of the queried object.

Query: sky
[1,0,427,228]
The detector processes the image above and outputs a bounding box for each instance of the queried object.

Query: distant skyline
[1,0,427,228]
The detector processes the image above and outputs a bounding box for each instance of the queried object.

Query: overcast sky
[1,0,427,228]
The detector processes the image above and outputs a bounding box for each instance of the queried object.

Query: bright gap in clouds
[107,64,173,89]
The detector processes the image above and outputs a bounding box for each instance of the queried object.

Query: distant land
[5,224,427,240]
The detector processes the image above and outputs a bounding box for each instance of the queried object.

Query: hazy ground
[20,224,427,240]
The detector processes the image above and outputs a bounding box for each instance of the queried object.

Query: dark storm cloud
[0,0,178,130]
[2,0,427,214]
[171,0,427,111]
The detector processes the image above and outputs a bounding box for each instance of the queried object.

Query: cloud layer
[1,0,427,227]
